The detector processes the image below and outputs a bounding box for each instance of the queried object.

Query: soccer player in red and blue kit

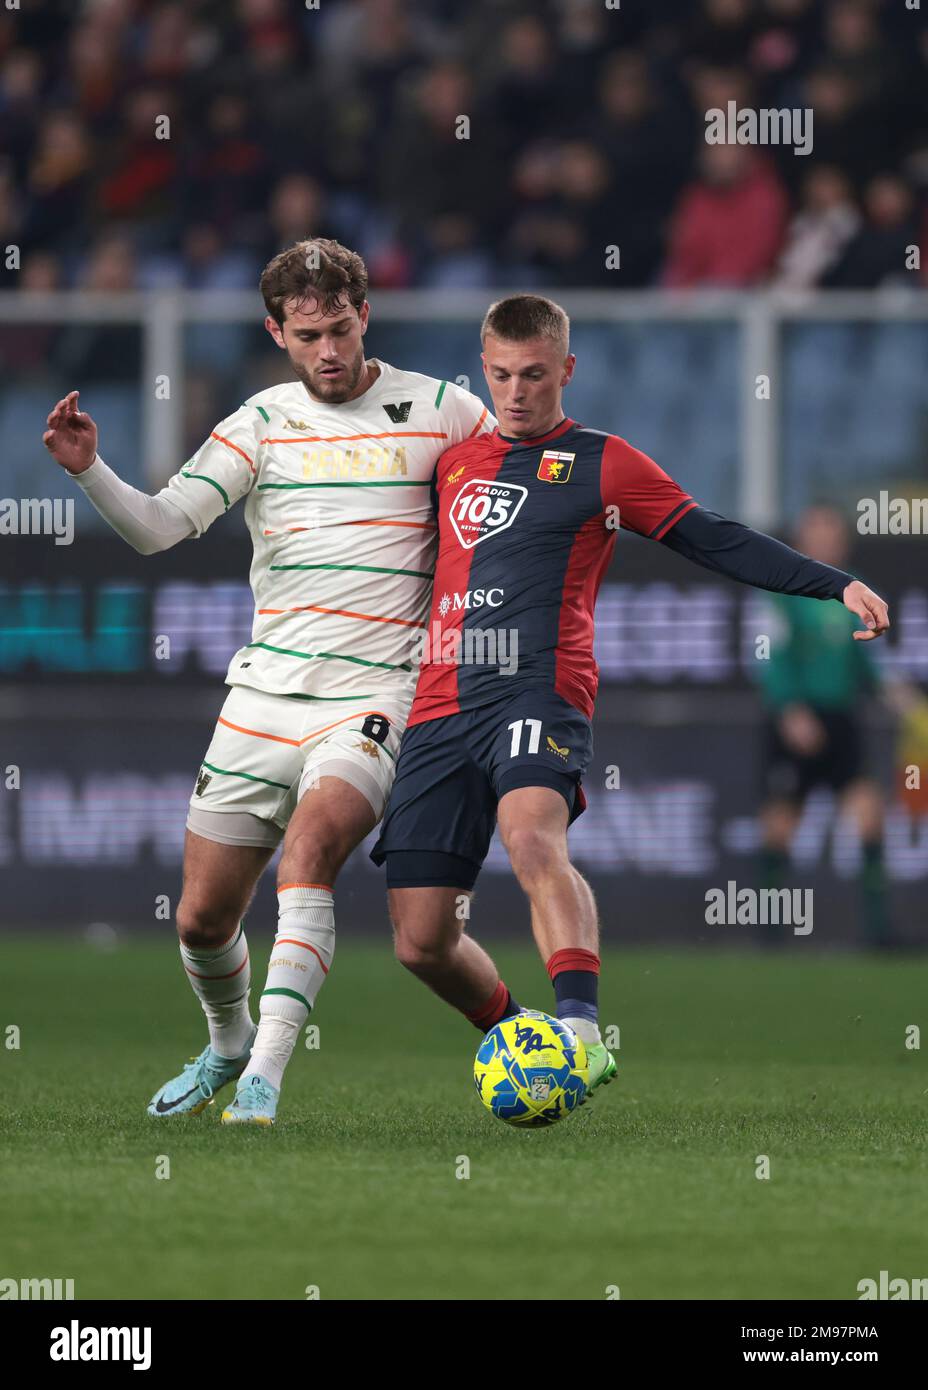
[371,295,890,1097]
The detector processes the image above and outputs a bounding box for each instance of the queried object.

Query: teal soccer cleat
[221,1074,280,1126]
[146,1030,256,1117]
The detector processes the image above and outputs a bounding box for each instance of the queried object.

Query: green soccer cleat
[146,1029,256,1118]
[220,1074,280,1126]
[582,1042,617,1099]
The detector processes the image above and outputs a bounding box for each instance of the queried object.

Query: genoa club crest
[537,451,574,483]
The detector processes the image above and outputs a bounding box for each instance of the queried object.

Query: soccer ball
[473,1009,588,1127]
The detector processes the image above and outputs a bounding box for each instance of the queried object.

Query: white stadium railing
[1,288,926,527]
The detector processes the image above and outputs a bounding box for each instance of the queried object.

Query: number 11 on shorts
[508,718,542,756]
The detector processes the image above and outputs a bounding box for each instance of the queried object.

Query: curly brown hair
[259,238,369,326]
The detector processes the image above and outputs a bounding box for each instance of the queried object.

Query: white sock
[243,884,335,1091]
[179,924,253,1058]
[563,1016,602,1047]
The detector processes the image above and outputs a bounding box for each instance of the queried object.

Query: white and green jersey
[163,360,494,701]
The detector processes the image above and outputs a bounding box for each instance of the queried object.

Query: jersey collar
[494,417,575,446]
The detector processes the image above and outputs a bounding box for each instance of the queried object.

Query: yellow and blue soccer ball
[474,1009,588,1127]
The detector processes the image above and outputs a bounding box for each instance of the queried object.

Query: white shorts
[187,684,409,849]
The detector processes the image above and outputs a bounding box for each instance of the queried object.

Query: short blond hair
[481,294,570,354]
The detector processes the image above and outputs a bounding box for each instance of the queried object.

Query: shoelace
[180,1051,218,1100]
[238,1080,273,1109]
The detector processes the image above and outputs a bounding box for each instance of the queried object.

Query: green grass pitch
[1,934,926,1300]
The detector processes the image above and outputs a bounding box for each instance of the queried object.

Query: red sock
[464,980,519,1032]
[546,948,600,980]
[546,948,600,1026]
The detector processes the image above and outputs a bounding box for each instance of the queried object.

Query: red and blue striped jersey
[409,417,697,725]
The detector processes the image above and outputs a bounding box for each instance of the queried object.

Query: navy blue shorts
[370,686,593,889]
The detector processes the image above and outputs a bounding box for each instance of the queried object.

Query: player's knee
[502,824,564,887]
[175,896,240,949]
[393,924,453,977]
[276,831,337,891]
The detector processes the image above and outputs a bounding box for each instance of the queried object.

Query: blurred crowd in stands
[1,0,926,295]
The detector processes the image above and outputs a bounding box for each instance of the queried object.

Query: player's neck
[351,358,381,400]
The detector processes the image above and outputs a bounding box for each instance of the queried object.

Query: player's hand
[42,390,98,475]
[841,580,889,641]
[779,703,826,757]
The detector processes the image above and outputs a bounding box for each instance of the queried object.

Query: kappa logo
[546,736,569,760]
[383,401,413,424]
[195,769,212,797]
[449,478,527,549]
[286,419,310,430]
[537,451,575,483]
[356,739,381,760]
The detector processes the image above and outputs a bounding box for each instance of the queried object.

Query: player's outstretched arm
[43,389,194,555]
[658,506,890,640]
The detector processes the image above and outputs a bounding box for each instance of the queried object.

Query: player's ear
[264,314,286,350]
[358,300,370,334]
[562,353,576,386]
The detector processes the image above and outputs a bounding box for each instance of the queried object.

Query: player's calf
[389,885,521,1029]
[239,883,335,1097]
[235,775,377,1118]
[175,918,256,1061]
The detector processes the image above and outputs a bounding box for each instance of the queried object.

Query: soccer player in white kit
[42,239,494,1125]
